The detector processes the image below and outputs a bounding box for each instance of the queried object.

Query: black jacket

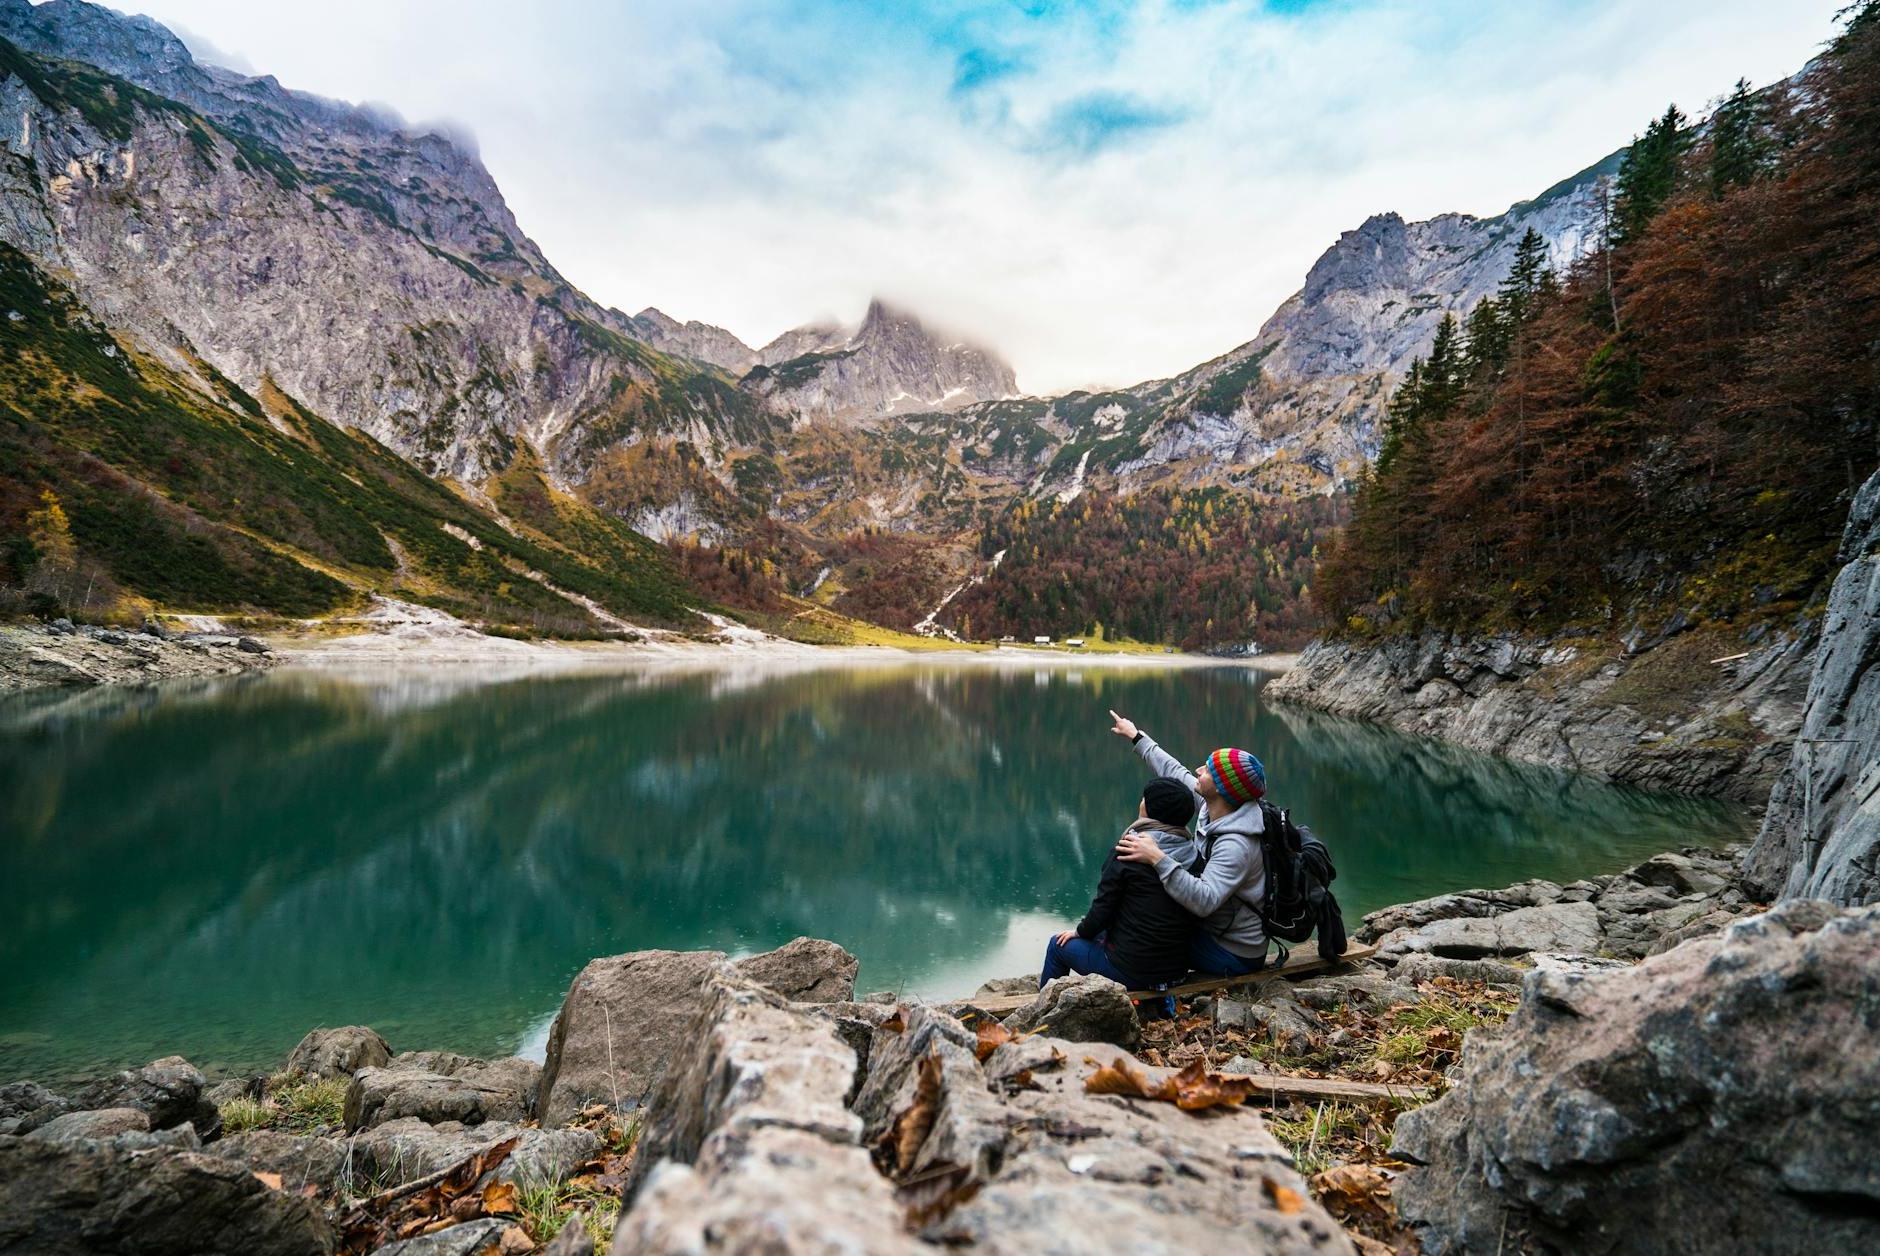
[1075,825,1197,987]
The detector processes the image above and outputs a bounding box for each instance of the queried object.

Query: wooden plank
[951,942,1379,1016]
[1230,1070,1432,1104]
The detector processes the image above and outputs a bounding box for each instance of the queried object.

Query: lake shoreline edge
[14,836,1872,1255]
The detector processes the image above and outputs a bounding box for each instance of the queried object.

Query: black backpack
[1255,801,1348,962]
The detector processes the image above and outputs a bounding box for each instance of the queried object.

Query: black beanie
[1142,777,1197,828]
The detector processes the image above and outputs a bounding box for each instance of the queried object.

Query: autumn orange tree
[1319,1,1880,634]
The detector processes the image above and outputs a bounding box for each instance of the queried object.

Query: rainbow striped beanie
[1206,748,1266,806]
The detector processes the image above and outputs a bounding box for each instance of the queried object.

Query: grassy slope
[0,244,702,632]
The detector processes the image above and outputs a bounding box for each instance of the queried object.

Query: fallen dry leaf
[1310,1163,1395,1225]
[481,1181,521,1217]
[1264,1177,1305,1214]
[252,1171,283,1191]
[497,1224,537,1254]
[883,1051,944,1176]
[880,1009,907,1034]
[974,1020,1014,1061]
[1084,1056,1258,1112]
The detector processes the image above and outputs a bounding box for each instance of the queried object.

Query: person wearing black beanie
[1039,776,1201,1002]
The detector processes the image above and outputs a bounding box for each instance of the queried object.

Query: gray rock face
[1744,468,1880,905]
[1268,626,1812,799]
[617,970,1349,1253]
[0,624,273,692]
[535,937,864,1124]
[0,1080,72,1135]
[206,1129,358,1194]
[342,1060,534,1131]
[619,972,911,1253]
[1218,996,1324,1053]
[0,1134,335,1255]
[71,1055,215,1136]
[626,307,759,375]
[745,298,1019,424]
[535,948,729,1125]
[284,1025,391,1079]
[729,935,859,1003]
[999,973,1141,1047]
[354,1118,599,1189]
[1365,848,1751,964]
[1392,900,1880,1254]
[22,1107,150,1146]
[369,1218,513,1256]
[0,1,769,488]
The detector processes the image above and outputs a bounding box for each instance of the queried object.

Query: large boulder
[1000,973,1141,1047]
[1392,900,1880,1254]
[0,1135,335,1255]
[1379,899,1602,960]
[0,1081,72,1135]
[535,949,728,1125]
[355,1118,599,1189]
[535,938,860,1124]
[71,1056,218,1137]
[207,1130,359,1194]
[618,971,914,1253]
[284,1026,392,1079]
[23,1108,149,1146]
[730,936,858,1003]
[343,1061,533,1131]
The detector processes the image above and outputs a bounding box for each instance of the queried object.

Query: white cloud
[124,0,1846,394]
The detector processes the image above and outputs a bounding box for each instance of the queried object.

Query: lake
[0,660,1751,1083]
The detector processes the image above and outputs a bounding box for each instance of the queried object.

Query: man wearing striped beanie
[1109,710,1270,978]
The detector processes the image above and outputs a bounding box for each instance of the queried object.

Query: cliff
[1742,468,1880,902]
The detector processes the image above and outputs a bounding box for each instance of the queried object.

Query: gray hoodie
[1133,732,1268,958]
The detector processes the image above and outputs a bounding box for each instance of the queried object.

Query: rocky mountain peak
[744,298,1018,424]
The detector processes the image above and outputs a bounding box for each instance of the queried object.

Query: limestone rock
[23,1107,149,1146]
[1000,973,1141,1047]
[1389,954,1526,986]
[618,972,912,1253]
[730,936,858,1003]
[1745,467,1880,905]
[1218,996,1324,1054]
[343,1066,531,1131]
[535,949,728,1125]
[0,1081,72,1135]
[0,1135,334,1255]
[370,1218,513,1256]
[928,1039,1351,1252]
[535,939,862,1124]
[285,1026,391,1079]
[1392,900,1880,1253]
[71,1056,217,1136]
[1267,625,1811,802]
[1381,900,1602,960]
[207,1129,358,1194]
[357,1118,599,1189]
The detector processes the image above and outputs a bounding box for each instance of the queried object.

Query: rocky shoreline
[1264,625,1812,802]
[6,846,1873,1254]
[0,621,277,693]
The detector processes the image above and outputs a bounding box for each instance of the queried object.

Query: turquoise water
[0,661,1749,1083]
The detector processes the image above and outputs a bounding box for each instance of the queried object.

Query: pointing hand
[1108,709,1138,740]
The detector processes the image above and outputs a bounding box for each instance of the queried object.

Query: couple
[1039,710,1276,999]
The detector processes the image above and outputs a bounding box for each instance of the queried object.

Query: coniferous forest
[1317,7,1880,637]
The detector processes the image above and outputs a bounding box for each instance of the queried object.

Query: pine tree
[1499,228,1554,324]
[1464,294,1511,381]
[1614,104,1692,244]
[1710,78,1771,196]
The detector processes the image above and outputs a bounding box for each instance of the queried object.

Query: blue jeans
[1040,933,1140,990]
[1189,930,1268,978]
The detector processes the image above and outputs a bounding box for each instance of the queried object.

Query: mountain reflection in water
[0,662,1748,1082]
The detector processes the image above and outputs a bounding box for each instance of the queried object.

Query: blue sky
[132,0,1844,392]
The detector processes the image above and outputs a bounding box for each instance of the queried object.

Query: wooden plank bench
[950,941,1379,1016]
